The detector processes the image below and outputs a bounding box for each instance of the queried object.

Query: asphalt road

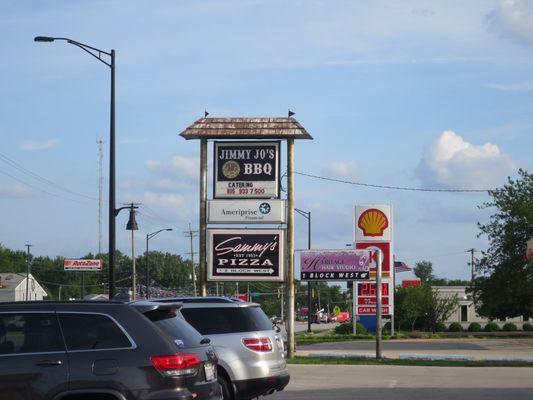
[269,364,533,400]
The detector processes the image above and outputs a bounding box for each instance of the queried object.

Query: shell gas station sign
[354,204,394,317]
[354,205,392,242]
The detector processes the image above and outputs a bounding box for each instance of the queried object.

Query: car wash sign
[214,141,279,199]
[300,250,371,281]
[208,229,284,281]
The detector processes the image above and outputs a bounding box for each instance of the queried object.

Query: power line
[295,171,490,193]
[0,151,98,200]
[0,168,94,205]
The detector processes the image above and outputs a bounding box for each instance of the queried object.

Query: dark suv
[0,301,222,400]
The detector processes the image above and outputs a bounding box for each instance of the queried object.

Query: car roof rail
[155,296,239,304]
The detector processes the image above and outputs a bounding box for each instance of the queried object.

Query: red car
[334,311,351,323]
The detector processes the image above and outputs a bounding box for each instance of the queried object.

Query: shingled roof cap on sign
[179,117,313,140]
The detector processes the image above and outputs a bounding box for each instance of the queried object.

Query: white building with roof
[0,273,48,302]
[433,286,529,328]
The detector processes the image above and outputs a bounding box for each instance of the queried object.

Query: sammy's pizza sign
[208,229,284,281]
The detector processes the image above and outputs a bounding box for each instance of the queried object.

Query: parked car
[334,311,351,323]
[157,296,290,400]
[0,300,222,400]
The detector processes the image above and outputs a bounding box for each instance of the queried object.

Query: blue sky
[0,0,531,280]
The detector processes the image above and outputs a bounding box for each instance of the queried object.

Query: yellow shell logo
[358,208,389,237]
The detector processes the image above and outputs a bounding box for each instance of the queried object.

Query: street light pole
[295,208,312,333]
[145,228,173,299]
[34,36,117,298]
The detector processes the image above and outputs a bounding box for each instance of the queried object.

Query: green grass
[295,331,533,345]
[287,356,533,367]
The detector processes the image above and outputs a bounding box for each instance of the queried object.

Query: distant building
[0,273,48,302]
[433,286,529,328]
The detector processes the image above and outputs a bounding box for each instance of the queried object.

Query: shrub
[522,323,533,331]
[448,322,463,332]
[484,322,500,332]
[503,322,517,332]
[467,322,482,332]
[334,322,367,335]
[434,322,447,332]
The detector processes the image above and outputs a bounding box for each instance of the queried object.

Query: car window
[143,309,205,348]
[58,313,132,351]
[0,313,64,355]
[181,306,273,335]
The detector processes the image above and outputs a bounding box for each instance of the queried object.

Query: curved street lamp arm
[35,36,112,67]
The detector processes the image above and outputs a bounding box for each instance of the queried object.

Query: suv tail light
[242,337,272,352]
[151,354,201,376]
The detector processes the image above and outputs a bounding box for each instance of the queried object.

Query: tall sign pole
[376,250,383,359]
[287,138,296,358]
[199,138,208,296]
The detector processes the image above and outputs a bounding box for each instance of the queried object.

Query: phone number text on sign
[214,141,280,199]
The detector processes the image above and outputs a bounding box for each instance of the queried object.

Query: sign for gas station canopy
[208,228,284,282]
[300,249,371,281]
[214,141,280,199]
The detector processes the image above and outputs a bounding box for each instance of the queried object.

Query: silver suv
[159,297,289,400]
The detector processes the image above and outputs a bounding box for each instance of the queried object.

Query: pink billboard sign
[300,250,371,281]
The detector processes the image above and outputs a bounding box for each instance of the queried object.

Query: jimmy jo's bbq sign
[208,229,284,282]
[214,141,280,199]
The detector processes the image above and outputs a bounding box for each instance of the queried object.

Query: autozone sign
[207,229,284,282]
[64,259,103,271]
[214,141,280,199]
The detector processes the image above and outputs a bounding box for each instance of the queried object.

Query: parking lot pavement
[269,364,533,400]
[297,338,533,360]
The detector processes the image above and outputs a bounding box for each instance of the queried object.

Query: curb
[301,352,533,363]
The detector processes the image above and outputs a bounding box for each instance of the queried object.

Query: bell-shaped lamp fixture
[126,209,138,230]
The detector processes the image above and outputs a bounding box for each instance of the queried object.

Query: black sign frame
[207,228,285,282]
[213,141,280,199]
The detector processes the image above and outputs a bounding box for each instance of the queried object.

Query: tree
[395,285,431,331]
[472,169,533,319]
[421,289,458,332]
[414,260,435,283]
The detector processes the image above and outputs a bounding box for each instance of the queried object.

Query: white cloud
[486,81,533,91]
[19,139,59,151]
[416,130,516,189]
[150,178,192,192]
[487,0,533,45]
[146,155,199,180]
[323,160,358,180]
[142,192,194,220]
[0,183,34,198]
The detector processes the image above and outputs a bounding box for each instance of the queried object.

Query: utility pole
[97,139,104,255]
[25,244,32,301]
[184,224,198,296]
[468,248,476,284]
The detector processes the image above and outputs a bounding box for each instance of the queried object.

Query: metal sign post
[199,138,208,296]
[287,138,296,358]
[352,283,357,335]
[376,250,383,359]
